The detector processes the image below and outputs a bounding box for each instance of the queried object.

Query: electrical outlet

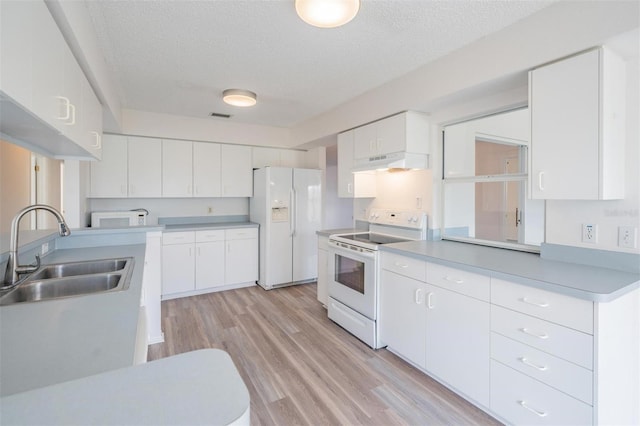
[207,206,214,214]
[41,242,49,255]
[582,224,597,243]
[618,226,638,248]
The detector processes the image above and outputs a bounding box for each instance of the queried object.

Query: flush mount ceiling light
[295,0,360,28]
[222,89,257,107]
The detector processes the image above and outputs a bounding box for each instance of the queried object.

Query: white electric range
[327,208,427,348]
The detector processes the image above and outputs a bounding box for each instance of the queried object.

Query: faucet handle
[15,254,41,275]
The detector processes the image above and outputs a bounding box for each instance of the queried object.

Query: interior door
[292,169,322,282]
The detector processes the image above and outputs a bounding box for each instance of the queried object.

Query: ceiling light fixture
[222,89,257,107]
[295,0,360,28]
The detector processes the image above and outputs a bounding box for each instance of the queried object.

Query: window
[442,108,544,251]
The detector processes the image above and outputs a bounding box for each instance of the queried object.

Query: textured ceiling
[85,0,555,128]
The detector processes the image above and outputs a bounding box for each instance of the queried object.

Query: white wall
[122,109,291,148]
[87,197,248,226]
[354,169,433,223]
[0,141,31,235]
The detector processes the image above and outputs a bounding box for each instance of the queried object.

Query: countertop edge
[380,242,640,303]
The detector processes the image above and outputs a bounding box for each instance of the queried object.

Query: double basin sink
[0,257,134,306]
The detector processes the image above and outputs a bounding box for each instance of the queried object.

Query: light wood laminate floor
[148,283,501,425]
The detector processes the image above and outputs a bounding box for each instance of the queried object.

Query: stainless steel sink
[28,258,128,280]
[0,257,134,306]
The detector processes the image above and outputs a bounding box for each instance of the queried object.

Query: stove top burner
[337,232,412,245]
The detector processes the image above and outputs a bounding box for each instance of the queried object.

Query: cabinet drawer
[225,228,258,240]
[491,332,593,404]
[491,306,593,369]
[195,229,225,242]
[492,278,593,334]
[491,361,592,426]
[162,231,195,245]
[426,263,489,301]
[381,252,426,282]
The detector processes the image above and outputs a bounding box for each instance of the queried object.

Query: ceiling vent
[210,112,232,118]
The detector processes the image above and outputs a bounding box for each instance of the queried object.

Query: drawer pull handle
[426,292,434,309]
[394,262,409,268]
[520,328,549,339]
[521,297,550,308]
[519,357,548,371]
[444,276,464,284]
[518,400,548,417]
[415,288,424,304]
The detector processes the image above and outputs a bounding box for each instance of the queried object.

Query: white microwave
[91,210,147,228]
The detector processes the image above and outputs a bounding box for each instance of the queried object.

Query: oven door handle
[329,246,376,261]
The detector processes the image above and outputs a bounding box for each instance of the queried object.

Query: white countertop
[382,240,640,302]
[0,244,146,396]
[0,349,250,425]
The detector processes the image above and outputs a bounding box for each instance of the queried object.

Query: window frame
[441,110,542,253]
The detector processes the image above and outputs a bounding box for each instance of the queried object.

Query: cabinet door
[90,135,128,197]
[162,140,193,197]
[353,122,377,159]
[376,113,406,155]
[530,50,600,200]
[62,47,83,144]
[252,146,281,168]
[162,244,195,295]
[225,237,257,285]
[195,241,225,289]
[221,145,252,197]
[0,0,34,109]
[80,77,103,160]
[425,283,490,407]
[317,245,328,306]
[193,142,221,197]
[128,136,162,197]
[31,1,65,134]
[380,270,427,369]
[337,131,355,198]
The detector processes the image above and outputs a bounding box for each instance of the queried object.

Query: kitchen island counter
[382,239,640,302]
[0,349,250,425]
[163,221,258,232]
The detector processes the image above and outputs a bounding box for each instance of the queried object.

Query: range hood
[351,151,429,172]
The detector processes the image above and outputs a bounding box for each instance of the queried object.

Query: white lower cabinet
[379,255,490,407]
[491,360,592,425]
[224,228,258,285]
[316,235,329,307]
[380,269,427,368]
[378,252,640,425]
[490,278,596,425]
[162,228,257,299]
[424,282,490,407]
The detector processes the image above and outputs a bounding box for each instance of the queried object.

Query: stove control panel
[368,209,427,229]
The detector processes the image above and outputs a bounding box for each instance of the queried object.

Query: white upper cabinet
[252,147,307,169]
[128,137,162,197]
[353,111,429,160]
[221,145,252,197]
[0,0,102,160]
[337,130,376,198]
[90,134,128,197]
[529,47,626,200]
[90,136,253,199]
[193,142,221,197]
[162,140,193,197]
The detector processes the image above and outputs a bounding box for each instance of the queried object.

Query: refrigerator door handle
[290,188,297,237]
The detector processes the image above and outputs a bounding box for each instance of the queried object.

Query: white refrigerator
[250,167,322,290]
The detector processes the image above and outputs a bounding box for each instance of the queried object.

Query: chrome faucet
[2,204,71,289]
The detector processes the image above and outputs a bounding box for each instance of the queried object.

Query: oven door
[328,241,377,320]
